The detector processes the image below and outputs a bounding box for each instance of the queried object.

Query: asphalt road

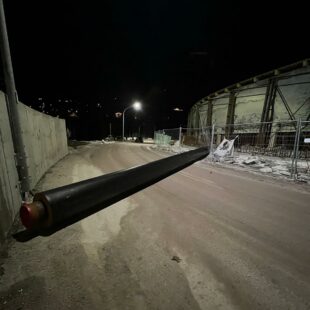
[1,142,310,310]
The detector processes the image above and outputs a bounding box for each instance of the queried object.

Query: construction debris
[171,256,182,263]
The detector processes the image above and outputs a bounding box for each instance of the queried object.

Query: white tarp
[213,136,238,159]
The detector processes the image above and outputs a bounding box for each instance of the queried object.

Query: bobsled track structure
[186,59,310,159]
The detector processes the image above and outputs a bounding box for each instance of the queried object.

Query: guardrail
[14,147,209,242]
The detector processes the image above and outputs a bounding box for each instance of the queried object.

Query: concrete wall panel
[235,91,266,124]
[17,103,68,188]
[0,92,21,242]
[0,91,68,243]
[212,97,229,125]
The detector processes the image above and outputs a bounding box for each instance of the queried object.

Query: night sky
[1,0,309,139]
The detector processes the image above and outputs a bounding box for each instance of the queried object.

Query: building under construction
[187,59,310,158]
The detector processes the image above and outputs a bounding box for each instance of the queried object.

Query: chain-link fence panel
[181,127,212,148]
[155,120,309,181]
[294,121,310,179]
[154,128,179,147]
[162,128,181,144]
[154,132,171,146]
[212,121,299,158]
[154,127,212,149]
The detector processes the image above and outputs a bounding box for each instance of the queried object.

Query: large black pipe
[15,147,209,241]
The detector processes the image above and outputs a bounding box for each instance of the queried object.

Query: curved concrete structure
[188,59,310,129]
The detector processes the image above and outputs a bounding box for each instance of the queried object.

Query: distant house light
[173,107,183,112]
[69,112,78,118]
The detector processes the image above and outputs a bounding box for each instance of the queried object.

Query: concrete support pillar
[258,79,277,146]
[225,92,236,137]
[207,100,213,127]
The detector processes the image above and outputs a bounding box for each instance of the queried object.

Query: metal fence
[154,120,310,180]
[154,127,212,147]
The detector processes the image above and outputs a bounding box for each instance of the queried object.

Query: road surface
[1,142,310,309]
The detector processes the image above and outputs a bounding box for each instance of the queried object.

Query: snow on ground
[150,141,196,154]
[207,152,310,183]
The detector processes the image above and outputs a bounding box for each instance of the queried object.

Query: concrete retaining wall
[0,91,68,243]
[0,92,21,244]
[18,102,68,188]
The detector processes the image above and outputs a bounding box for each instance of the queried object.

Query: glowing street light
[122,101,142,141]
[133,101,141,111]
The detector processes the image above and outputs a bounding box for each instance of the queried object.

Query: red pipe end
[20,202,45,229]
[20,203,36,229]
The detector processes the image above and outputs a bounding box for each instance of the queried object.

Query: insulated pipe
[18,147,209,239]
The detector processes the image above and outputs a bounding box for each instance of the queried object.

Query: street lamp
[122,101,142,141]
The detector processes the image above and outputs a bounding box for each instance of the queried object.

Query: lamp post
[122,101,141,141]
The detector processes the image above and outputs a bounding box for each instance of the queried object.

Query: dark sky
[1,0,309,136]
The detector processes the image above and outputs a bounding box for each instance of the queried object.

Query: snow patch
[260,167,273,173]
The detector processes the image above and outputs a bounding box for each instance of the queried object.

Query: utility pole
[122,110,125,141]
[0,0,30,194]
